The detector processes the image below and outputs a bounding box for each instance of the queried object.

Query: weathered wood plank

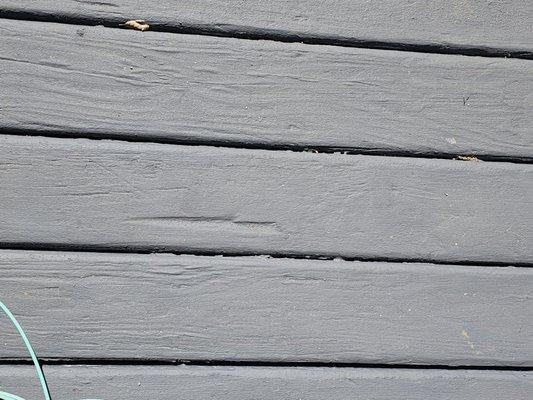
[0,251,531,364]
[1,0,532,53]
[1,19,532,158]
[1,365,531,400]
[1,135,532,263]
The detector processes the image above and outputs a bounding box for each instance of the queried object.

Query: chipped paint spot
[446,137,457,144]
[461,329,481,355]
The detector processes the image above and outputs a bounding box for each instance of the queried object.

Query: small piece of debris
[121,19,150,31]
[445,137,457,145]
[455,155,480,162]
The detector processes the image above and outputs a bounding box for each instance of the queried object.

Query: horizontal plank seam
[0,10,531,60]
[0,359,531,371]
[3,130,532,165]
[1,244,532,268]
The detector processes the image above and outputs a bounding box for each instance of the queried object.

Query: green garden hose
[0,300,100,400]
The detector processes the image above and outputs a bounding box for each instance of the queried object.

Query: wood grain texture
[1,365,531,400]
[1,19,532,158]
[1,135,532,263]
[1,0,532,52]
[1,250,532,365]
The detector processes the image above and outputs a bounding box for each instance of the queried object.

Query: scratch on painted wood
[126,216,282,234]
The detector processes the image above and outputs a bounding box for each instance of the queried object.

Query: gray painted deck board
[1,366,532,400]
[0,250,531,365]
[1,135,532,263]
[1,0,532,52]
[1,19,532,158]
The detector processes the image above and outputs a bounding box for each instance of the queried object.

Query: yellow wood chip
[121,20,150,31]
[455,155,480,161]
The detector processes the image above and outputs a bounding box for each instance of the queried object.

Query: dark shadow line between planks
[0,358,531,371]
[2,129,533,165]
[1,243,532,269]
[0,9,531,60]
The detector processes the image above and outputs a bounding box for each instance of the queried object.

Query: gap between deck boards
[0,359,532,372]
[0,10,530,60]
[3,130,533,165]
[1,244,531,269]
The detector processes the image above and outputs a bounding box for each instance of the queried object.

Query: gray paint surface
[1,3,532,394]
[1,135,532,263]
[0,366,532,400]
[1,19,532,157]
[0,365,533,400]
[1,0,532,52]
[0,250,531,365]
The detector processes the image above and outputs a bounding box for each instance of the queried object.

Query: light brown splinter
[455,155,480,162]
[121,20,150,31]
